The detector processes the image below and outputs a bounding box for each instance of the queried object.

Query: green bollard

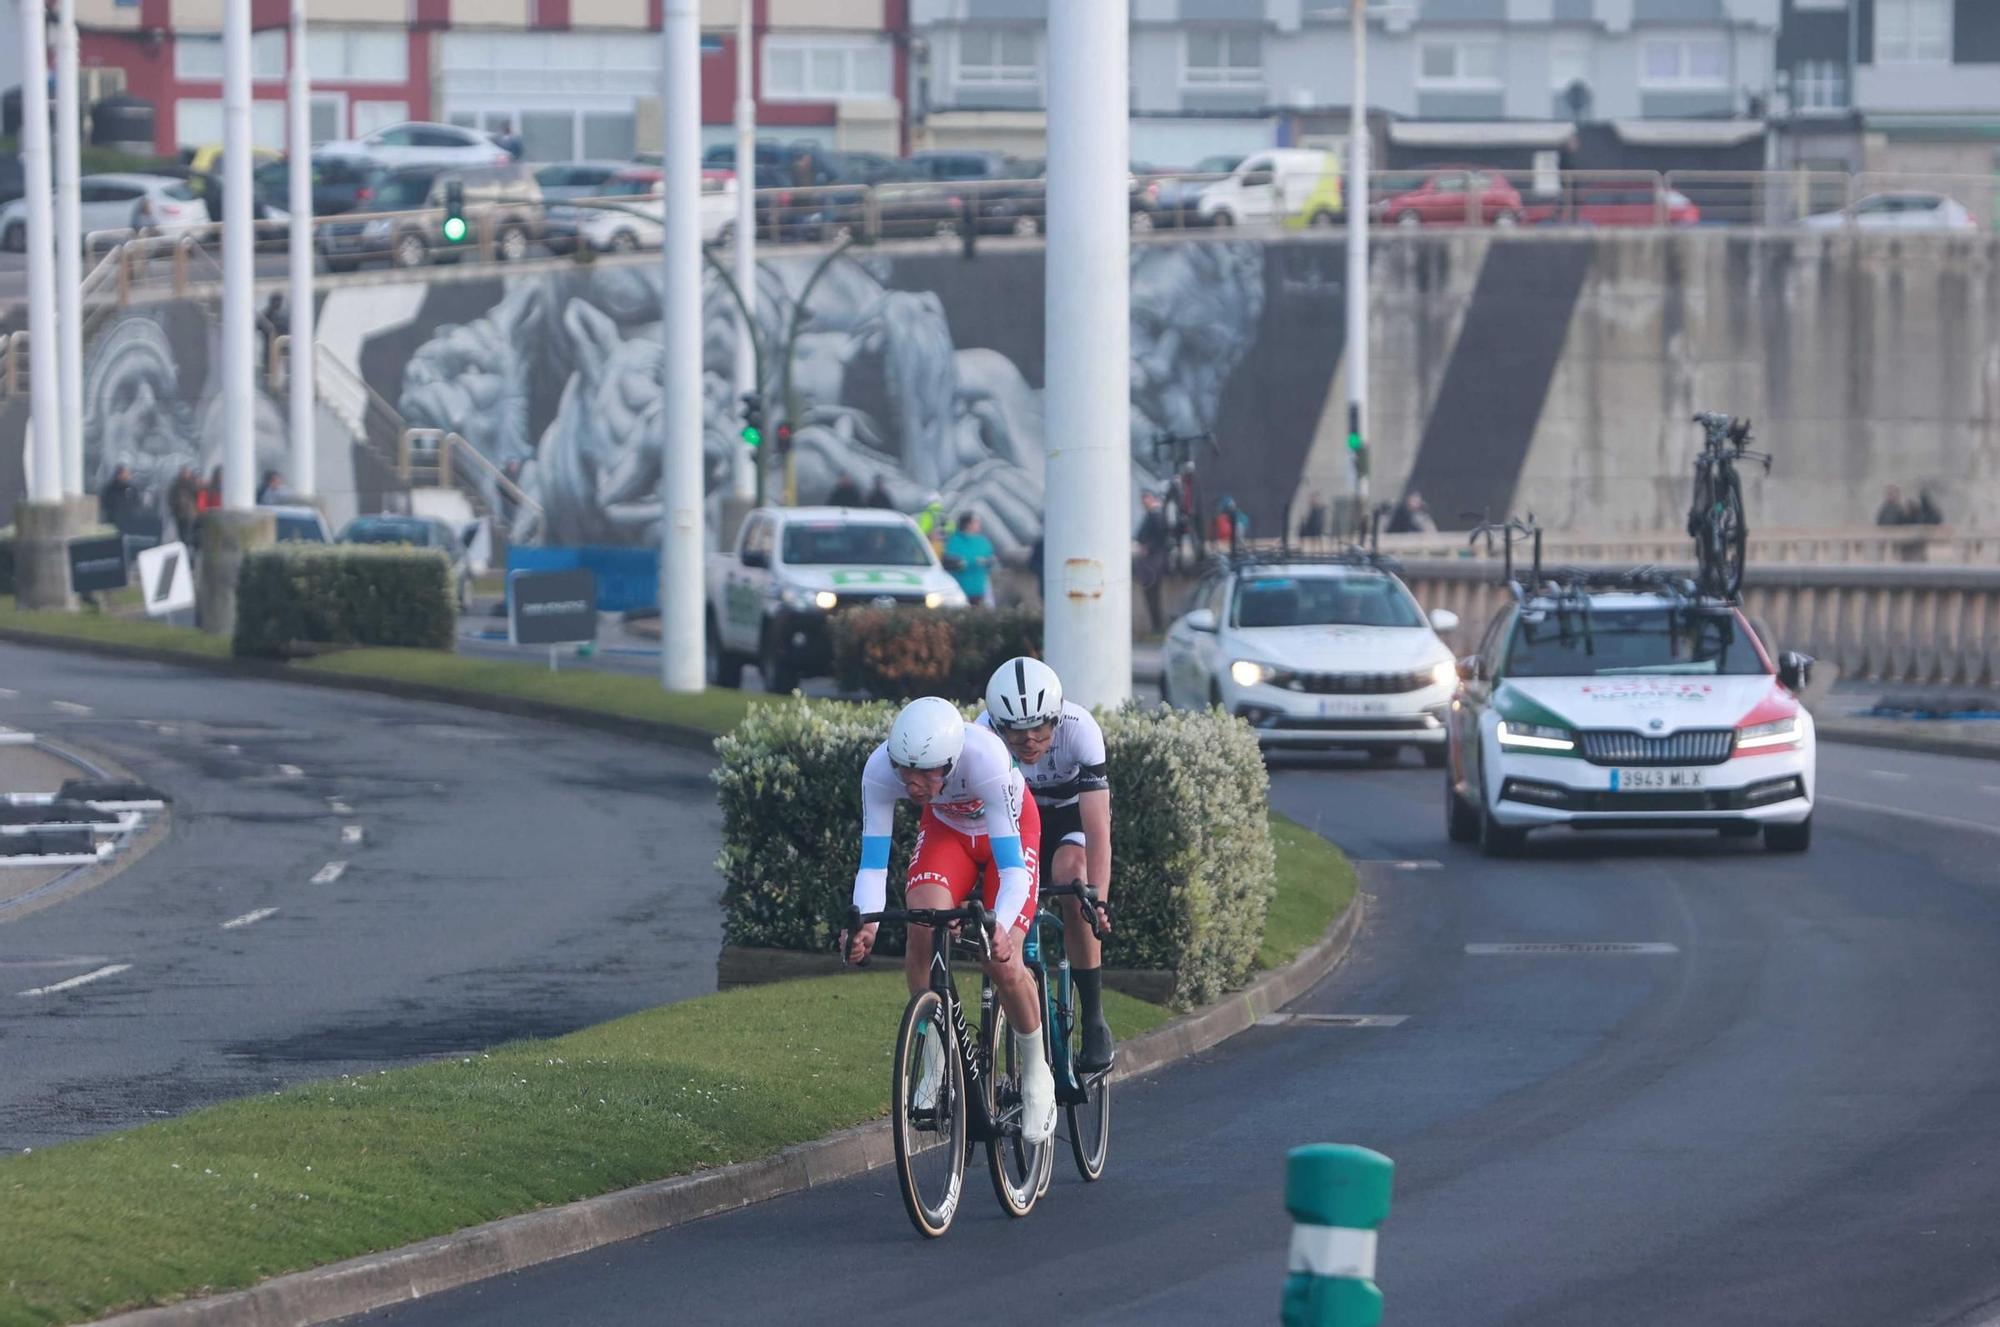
[1282,1144,1393,1327]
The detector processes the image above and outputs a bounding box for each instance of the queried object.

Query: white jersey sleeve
[957,726,1033,932]
[852,744,901,918]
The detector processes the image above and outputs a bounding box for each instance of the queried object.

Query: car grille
[827,592,929,612]
[1281,668,1432,695]
[1578,729,1735,766]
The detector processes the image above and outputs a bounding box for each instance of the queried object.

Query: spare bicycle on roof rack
[1687,412,1773,601]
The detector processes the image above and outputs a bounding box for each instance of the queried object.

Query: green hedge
[0,529,13,598]
[830,606,1042,702]
[713,696,1276,1009]
[233,545,456,659]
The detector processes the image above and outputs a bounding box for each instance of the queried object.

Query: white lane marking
[328,800,352,815]
[277,764,304,779]
[1865,769,1911,782]
[0,687,18,699]
[310,861,347,886]
[1259,1013,1409,1028]
[1820,796,2000,839]
[19,963,131,997]
[221,907,280,930]
[1466,942,1680,955]
[220,743,241,754]
[340,824,364,845]
[50,701,92,715]
[1980,786,2000,798]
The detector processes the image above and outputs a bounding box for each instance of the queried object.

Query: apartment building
[913,0,1781,171]
[47,0,910,160]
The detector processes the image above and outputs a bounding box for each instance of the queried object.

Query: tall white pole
[287,0,316,498]
[659,0,706,693]
[1346,0,1371,512]
[221,0,255,510]
[54,0,83,497]
[20,0,59,504]
[730,0,756,501]
[1042,0,1131,708]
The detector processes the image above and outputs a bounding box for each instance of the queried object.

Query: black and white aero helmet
[985,657,1064,730]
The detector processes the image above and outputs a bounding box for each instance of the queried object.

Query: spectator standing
[1211,494,1247,555]
[865,474,895,509]
[198,466,224,514]
[255,470,287,504]
[1915,487,1944,526]
[827,472,864,507]
[1297,491,1329,543]
[1133,490,1169,633]
[917,491,948,553]
[168,466,201,541]
[98,464,140,533]
[1876,485,1910,527]
[1387,490,1438,535]
[944,512,997,608]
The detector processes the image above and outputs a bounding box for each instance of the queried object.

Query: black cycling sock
[1073,965,1105,1025]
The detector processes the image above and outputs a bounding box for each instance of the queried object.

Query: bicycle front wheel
[1714,474,1747,598]
[983,998,1050,1218]
[893,990,966,1239]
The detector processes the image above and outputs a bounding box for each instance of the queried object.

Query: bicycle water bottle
[1281,1144,1393,1327]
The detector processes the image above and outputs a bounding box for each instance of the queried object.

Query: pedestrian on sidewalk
[944,511,997,608]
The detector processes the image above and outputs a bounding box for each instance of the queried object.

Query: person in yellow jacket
[915,492,948,555]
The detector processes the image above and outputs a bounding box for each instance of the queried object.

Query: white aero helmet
[888,696,965,770]
[985,656,1063,730]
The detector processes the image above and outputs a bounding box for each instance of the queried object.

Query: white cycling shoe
[1016,1029,1057,1145]
[913,1026,945,1112]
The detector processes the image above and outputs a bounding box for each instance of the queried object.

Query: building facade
[56,0,910,160]
[912,0,1782,168]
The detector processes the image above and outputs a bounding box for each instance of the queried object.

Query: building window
[176,30,287,82]
[351,100,407,138]
[1874,0,1950,64]
[1184,29,1263,88]
[957,27,1037,86]
[1639,37,1728,87]
[1549,37,1590,91]
[1791,61,1847,112]
[763,34,892,102]
[177,98,286,150]
[1417,38,1501,87]
[310,93,343,143]
[304,28,409,85]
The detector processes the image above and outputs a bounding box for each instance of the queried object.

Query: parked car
[338,513,472,608]
[1801,192,1976,232]
[0,173,206,250]
[702,140,840,186]
[802,158,964,242]
[1160,555,1460,760]
[1137,155,1241,229]
[1197,148,1344,228]
[1372,166,1524,228]
[533,161,634,202]
[251,153,385,220]
[1525,184,1700,228]
[318,122,510,170]
[562,166,736,252]
[268,504,334,544]
[316,162,543,270]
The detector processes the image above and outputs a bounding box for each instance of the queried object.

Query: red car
[1372,167,1524,228]
[1524,184,1701,227]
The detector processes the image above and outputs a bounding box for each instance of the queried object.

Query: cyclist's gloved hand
[985,922,1014,966]
[840,922,879,967]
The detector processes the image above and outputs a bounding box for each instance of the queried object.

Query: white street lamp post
[658,0,707,693]
[55,0,83,497]
[287,0,316,498]
[731,0,757,502]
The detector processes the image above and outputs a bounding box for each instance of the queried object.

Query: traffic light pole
[287,0,316,499]
[730,0,757,503]
[1346,0,1371,512]
[658,0,706,693]
[55,0,83,497]
[1042,0,1132,709]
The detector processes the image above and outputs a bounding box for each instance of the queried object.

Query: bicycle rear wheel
[1714,474,1747,598]
[982,999,1050,1217]
[1066,1053,1112,1182]
[892,990,966,1238]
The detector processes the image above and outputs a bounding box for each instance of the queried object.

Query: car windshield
[1505,606,1767,677]
[1230,575,1425,629]
[275,515,325,543]
[1195,155,1243,174]
[781,523,932,567]
[603,175,658,196]
[342,520,432,546]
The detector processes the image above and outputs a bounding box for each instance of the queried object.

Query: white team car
[1445,583,1816,854]
[1160,556,1461,762]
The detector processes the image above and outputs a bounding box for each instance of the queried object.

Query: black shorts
[1038,799,1086,866]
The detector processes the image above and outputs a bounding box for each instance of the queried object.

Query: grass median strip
[1259,813,1359,972]
[0,605,232,659]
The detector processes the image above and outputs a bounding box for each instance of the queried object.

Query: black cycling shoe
[1078,1017,1115,1073]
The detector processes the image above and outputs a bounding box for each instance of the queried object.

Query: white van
[1197,148,1344,228]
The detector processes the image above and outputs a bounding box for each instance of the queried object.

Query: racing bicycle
[848,900,1052,1238]
[1687,412,1772,600]
[1028,880,1114,1189]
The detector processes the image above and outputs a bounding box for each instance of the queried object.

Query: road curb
[89,894,1364,1327]
[0,629,723,755]
[1817,719,2000,764]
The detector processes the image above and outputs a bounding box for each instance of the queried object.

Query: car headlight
[1736,716,1800,750]
[924,591,943,609]
[777,585,822,612]
[1229,659,1276,688]
[1430,659,1457,689]
[1497,720,1576,752]
[813,590,838,611]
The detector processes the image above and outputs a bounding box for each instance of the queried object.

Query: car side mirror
[1429,607,1461,634]
[1186,608,1217,633]
[740,547,769,570]
[1455,654,1482,683]
[1777,650,1814,693]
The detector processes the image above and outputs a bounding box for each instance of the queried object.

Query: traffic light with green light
[1346,404,1369,478]
[739,392,764,448]
[441,179,469,245]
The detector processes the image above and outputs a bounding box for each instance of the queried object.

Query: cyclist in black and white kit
[980,657,1116,1071]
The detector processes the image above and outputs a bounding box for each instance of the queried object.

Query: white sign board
[135,541,196,617]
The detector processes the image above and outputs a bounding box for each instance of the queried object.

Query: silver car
[1801,192,1977,232]
[0,173,208,251]
[316,122,511,171]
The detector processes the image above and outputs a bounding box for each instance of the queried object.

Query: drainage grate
[1465,942,1679,955]
[1258,1013,1408,1028]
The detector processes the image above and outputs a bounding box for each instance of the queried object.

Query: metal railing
[396,427,542,537]
[1373,527,2000,567]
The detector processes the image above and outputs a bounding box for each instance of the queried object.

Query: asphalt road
[0,643,723,1152]
[349,738,2000,1327]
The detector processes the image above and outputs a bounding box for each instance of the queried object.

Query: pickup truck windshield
[781,523,932,567]
[1505,607,1766,678]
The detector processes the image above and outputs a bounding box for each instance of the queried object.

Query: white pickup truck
[706,505,968,692]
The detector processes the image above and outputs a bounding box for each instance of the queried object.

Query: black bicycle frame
[1029,881,1111,1107]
